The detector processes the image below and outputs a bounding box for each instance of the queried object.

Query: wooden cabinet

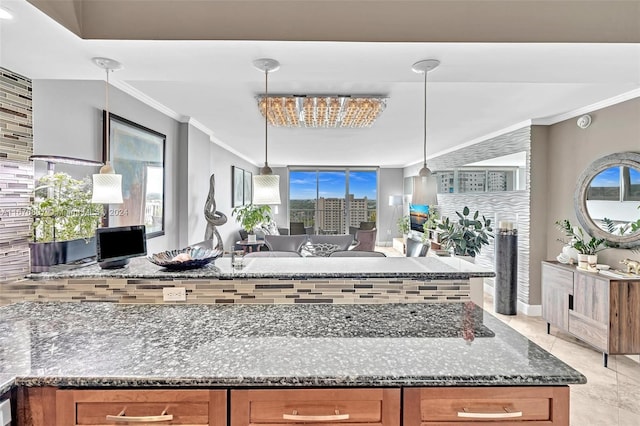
[541,261,640,366]
[18,387,226,426]
[403,387,569,425]
[231,389,401,426]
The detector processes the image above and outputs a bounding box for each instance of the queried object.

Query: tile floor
[377,245,640,425]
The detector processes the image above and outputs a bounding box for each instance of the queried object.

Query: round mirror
[575,152,640,248]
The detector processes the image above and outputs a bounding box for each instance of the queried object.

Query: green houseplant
[232,204,272,241]
[397,216,410,236]
[30,172,103,272]
[437,206,493,258]
[555,219,607,256]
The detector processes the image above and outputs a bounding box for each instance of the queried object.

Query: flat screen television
[409,204,429,232]
[96,225,147,269]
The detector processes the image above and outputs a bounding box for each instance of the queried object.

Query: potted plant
[30,172,103,272]
[555,219,607,270]
[232,204,272,242]
[437,206,493,260]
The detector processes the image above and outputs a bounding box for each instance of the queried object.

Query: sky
[290,170,377,200]
[591,166,640,187]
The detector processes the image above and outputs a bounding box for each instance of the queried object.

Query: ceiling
[1,0,640,168]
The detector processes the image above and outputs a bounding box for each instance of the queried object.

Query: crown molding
[403,120,532,169]
[108,78,183,121]
[107,79,259,167]
[532,87,640,125]
[186,117,259,167]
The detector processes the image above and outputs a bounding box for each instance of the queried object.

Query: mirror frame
[574,151,640,249]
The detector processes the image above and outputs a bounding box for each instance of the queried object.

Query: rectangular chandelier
[256,95,387,128]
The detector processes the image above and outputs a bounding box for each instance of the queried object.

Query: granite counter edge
[15,373,586,388]
[26,271,496,281]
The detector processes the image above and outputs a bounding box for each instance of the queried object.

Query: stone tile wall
[0,277,471,305]
[0,68,33,282]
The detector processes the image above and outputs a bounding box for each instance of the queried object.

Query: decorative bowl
[147,247,222,270]
[596,264,610,271]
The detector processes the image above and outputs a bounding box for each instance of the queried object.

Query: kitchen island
[1,301,583,425]
[3,256,493,307]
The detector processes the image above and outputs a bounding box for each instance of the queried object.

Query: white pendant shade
[252,174,281,205]
[92,172,123,204]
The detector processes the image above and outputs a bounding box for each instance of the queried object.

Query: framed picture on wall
[104,112,166,238]
[232,166,245,207]
[243,169,252,204]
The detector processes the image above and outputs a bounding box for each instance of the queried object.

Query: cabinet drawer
[56,389,226,425]
[403,387,569,425]
[569,310,608,351]
[231,389,400,426]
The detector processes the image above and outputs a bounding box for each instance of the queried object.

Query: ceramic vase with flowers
[555,219,607,271]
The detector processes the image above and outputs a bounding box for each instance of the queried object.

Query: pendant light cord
[105,68,110,163]
[423,71,427,167]
[264,69,269,167]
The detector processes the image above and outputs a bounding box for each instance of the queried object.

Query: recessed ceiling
[1,0,639,168]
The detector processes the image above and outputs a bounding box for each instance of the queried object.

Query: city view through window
[289,169,377,234]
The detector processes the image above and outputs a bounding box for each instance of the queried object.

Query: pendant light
[252,58,281,205]
[412,59,440,178]
[91,57,124,204]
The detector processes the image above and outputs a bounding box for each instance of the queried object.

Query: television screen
[96,225,147,263]
[409,204,429,232]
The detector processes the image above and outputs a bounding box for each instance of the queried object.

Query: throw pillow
[261,221,280,236]
[301,243,341,257]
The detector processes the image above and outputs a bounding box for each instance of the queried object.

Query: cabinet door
[231,389,400,426]
[541,263,573,332]
[569,274,609,351]
[56,389,226,426]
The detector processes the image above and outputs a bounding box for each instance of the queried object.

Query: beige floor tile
[617,374,640,415]
[619,408,640,426]
[571,391,619,426]
[481,291,640,426]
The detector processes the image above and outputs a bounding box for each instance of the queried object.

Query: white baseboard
[483,283,542,316]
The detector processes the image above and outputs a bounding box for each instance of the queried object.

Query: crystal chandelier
[256,95,387,128]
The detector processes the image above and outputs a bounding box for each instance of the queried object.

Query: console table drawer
[404,387,569,425]
[231,389,400,426]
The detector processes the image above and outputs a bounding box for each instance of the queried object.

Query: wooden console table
[541,261,640,367]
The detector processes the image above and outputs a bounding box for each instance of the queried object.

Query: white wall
[32,80,182,254]
[378,168,404,244]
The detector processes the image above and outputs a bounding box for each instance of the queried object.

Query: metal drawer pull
[106,406,173,423]
[283,409,350,421]
[457,407,523,419]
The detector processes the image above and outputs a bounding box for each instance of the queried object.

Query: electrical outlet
[163,287,186,302]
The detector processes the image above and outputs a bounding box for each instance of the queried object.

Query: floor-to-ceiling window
[289,168,377,234]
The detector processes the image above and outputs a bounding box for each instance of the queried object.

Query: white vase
[247,234,257,243]
[577,253,597,271]
[562,245,579,264]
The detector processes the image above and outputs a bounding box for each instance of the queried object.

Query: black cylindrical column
[495,225,518,315]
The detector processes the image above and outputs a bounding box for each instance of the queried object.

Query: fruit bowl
[147,247,222,270]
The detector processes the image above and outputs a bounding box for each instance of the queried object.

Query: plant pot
[29,237,96,273]
[247,233,257,243]
[577,253,598,271]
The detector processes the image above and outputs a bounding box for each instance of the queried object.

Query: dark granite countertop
[0,302,585,393]
[26,256,495,280]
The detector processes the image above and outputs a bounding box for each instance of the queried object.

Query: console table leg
[603,353,608,368]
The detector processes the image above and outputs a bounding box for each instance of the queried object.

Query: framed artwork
[243,169,252,204]
[232,166,245,207]
[104,112,166,238]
